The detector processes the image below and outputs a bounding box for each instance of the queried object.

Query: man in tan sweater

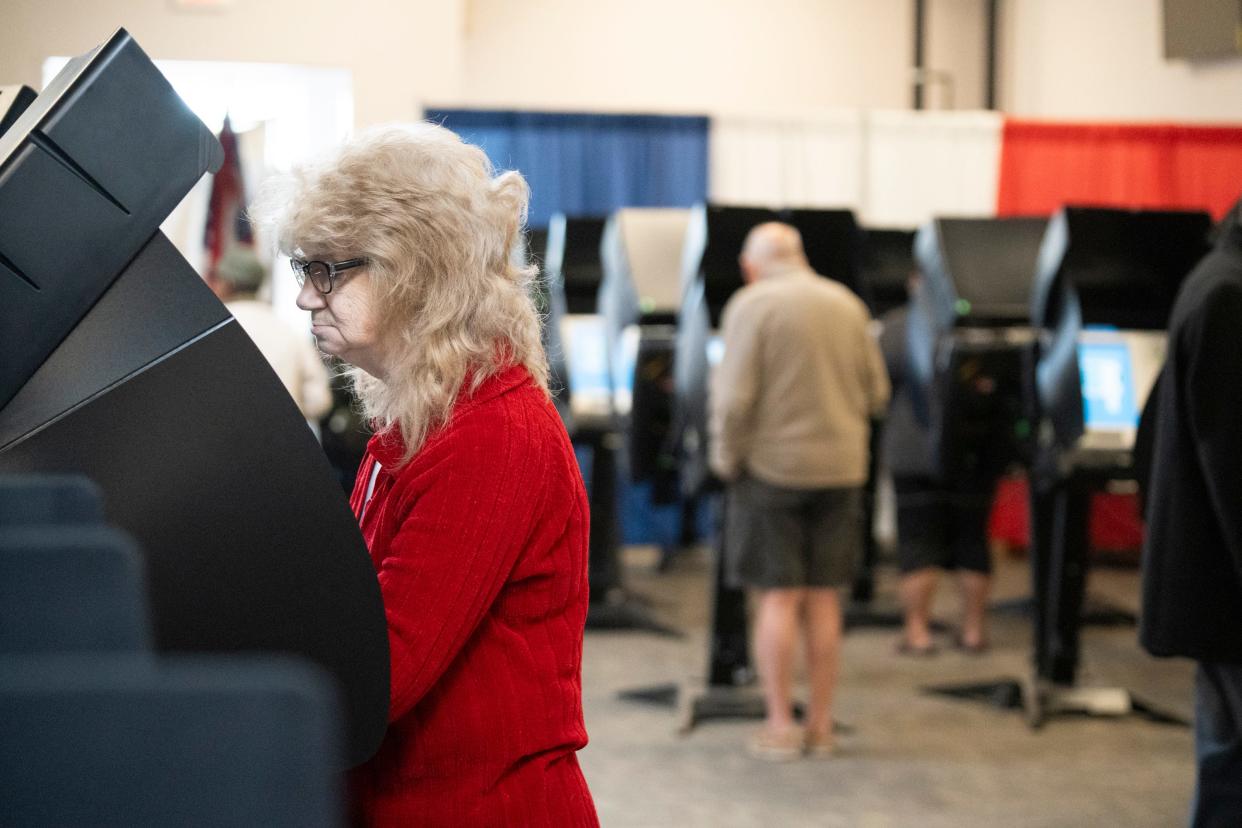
[709,222,889,759]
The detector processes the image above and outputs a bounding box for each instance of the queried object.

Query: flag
[203,115,253,281]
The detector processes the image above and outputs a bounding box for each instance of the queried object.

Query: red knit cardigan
[347,365,598,827]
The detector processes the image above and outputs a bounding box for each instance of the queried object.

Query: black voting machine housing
[1023,207,1211,709]
[860,227,916,317]
[0,477,342,827]
[546,213,608,315]
[909,216,1049,484]
[0,84,37,140]
[0,29,389,767]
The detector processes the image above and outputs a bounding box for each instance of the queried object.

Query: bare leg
[753,588,805,731]
[899,567,940,649]
[957,570,991,648]
[803,588,844,742]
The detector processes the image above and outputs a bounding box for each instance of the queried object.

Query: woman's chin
[311,332,340,353]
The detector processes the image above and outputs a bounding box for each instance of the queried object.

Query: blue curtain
[426,110,709,228]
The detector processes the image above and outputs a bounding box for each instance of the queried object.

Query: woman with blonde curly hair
[258,123,597,826]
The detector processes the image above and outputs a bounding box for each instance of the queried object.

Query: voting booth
[668,202,868,728]
[0,29,388,766]
[599,207,692,500]
[542,213,672,631]
[860,227,916,317]
[1023,206,1210,721]
[908,216,1049,484]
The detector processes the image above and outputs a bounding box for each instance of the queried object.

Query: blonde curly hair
[253,122,548,464]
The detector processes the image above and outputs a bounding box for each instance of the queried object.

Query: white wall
[2,1,1240,126]
[458,0,913,115]
[0,0,464,128]
[999,0,1242,122]
[926,0,988,111]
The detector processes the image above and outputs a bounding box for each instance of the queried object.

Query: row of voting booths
[540,193,1223,728]
[537,202,915,720]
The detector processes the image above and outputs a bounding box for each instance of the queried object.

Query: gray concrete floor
[578,546,1196,827]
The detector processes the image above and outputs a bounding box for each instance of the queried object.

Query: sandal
[953,634,989,655]
[895,638,938,657]
[804,731,835,758]
[748,726,804,761]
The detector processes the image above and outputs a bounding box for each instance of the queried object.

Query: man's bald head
[739,222,809,283]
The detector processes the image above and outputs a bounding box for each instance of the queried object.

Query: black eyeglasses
[290,256,368,294]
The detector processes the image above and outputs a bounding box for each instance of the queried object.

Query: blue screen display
[1078,341,1138,430]
[565,318,612,397]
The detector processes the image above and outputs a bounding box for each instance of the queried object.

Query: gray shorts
[725,475,863,590]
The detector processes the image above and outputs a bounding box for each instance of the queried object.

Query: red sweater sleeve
[377,399,548,723]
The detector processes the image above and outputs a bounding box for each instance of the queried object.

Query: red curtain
[997,120,1242,220]
[989,119,1242,554]
[989,476,1145,556]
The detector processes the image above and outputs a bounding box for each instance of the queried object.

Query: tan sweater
[708,267,890,489]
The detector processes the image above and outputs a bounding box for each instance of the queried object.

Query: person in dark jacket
[1140,201,1242,828]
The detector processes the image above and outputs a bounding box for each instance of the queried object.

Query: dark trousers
[1192,661,1242,827]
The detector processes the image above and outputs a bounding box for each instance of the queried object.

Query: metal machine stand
[1021,456,1186,727]
[580,427,679,636]
[677,517,766,732]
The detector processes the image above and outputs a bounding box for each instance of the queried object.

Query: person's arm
[708,299,762,481]
[1185,281,1242,578]
[378,420,548,722]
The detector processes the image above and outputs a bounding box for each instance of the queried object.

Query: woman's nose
[295,279,325,311]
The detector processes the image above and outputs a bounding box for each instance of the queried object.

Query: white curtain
[709,111,864,210]
[707,110,1003,229]
[862,110,1003,228]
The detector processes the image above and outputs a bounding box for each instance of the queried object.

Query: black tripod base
[845,598,954,631]
[924,675,1189,729]
[680,685,769,732]
[611,681,764,719]
[1080,595,1138,627]
[923,677,1030,712]
[586,589,681,636]
[844,600,906,629]
[989,594,1137,627]
[617,682,681,707]
[1030,683,1189,728]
